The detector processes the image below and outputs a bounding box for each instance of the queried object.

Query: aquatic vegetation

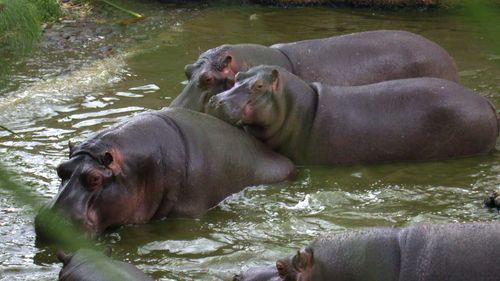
[0,0,60,87]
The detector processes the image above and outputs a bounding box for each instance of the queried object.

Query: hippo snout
[208,95,223,109]
[35,205,95,243]
[34,206,68,243]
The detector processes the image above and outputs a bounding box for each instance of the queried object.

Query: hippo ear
[271,69,280,91]
[68,141,75,157]
[102,151,114,167]
[276,259,289,278]
[56,250,73,266]
[222,55,232,68]
[292,246,314,272]
[184,63,196,80]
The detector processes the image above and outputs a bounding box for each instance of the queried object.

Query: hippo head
[57,248,112,280]
[170,45,246,112]
[233,265,280,281]
[207,65,285,141]
[484,190,500,210]
[275,247,315,281]
[35,123,177,240]
[57,247,153,281]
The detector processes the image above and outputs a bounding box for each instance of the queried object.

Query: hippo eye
[252,81,264,93]
[85,170,103,192]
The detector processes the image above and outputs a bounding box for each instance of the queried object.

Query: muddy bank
[1,1,199,95]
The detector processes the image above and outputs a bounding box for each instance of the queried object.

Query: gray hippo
[208,65,499,165]
[35,108,295,239]
[234,222,500,281]
[485,190,500,210]
[57,248,153,281]
[171,30,459,112]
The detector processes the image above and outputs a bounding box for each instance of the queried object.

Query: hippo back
[306,78,498,165]
[272,30,459,86]
[308,228,401,281]
[59,249,153,281]
[399,222,500,281]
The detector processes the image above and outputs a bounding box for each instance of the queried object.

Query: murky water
[0,3,499,280]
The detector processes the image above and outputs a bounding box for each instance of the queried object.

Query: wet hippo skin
[208,65,499,166]
[171,30,459,112]
[57,248,153,281]
[34,108,295,238]
[235,222,500,281]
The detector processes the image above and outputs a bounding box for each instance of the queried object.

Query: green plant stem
[0,124,18,136]
[100,0,144,19]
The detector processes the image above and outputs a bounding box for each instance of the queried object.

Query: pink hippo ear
[276,259,289,279]
[102,151,114,167]
[271,69,280,91]
[105,149,124,175]
[222,55,238,75]
[292,246,314,273]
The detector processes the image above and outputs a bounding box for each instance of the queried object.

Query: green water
[0,3,499,281]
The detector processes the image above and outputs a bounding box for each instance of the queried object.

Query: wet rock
[96,26,113,36]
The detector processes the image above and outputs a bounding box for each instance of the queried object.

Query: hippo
[170,30,459,112]
[234,222,500,281]
[208,65,499,165]
[57,248,153,281]
[233,265,280,281]
[485,190,500,210]
[35,108,295,239]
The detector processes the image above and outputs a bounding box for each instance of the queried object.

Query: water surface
[0,3,499,280]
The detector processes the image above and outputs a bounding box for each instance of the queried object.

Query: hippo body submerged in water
[208,65,499,165]
[57,249,153,281]
[35,108,295,238]
[171,30,458,112]
[235,222,500,281]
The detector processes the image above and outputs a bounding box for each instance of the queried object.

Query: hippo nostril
[208,96,221,109]
[232,274,242,281]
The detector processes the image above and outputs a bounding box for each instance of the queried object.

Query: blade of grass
[100,0,144,19]
[0,124,19,136]
[0,164,128,278]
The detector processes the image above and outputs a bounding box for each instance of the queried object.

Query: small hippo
[485,190,500,210]
[234,222,500,281]
[171,43,292,112]
[171,30,458,112]
[208,65,499,165]
[57,248,153,281]
[35,108,295,239]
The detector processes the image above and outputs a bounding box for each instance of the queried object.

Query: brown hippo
[208,65,499,165]
[57,248,153,281]
[171,30,459,112]
[234,222,500,281]
[35,108,295,239]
